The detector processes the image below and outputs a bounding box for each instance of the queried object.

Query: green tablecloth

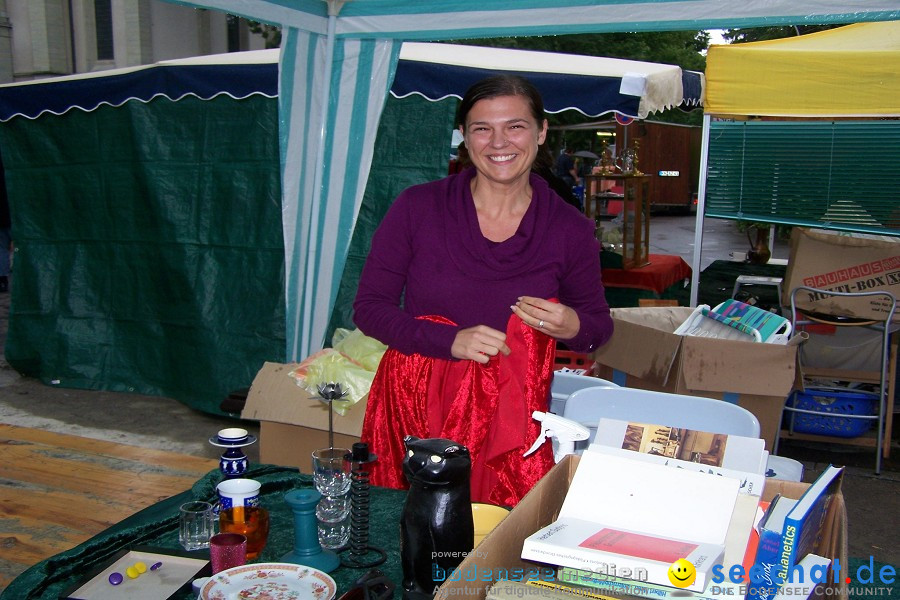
[604,283,686,308]
[1,465,406,600]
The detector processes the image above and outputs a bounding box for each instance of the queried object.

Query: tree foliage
[721,24,839,43]
[449,31,709,73]
[247,20,282,48]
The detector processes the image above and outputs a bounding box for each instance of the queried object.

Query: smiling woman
[464,95,547,240]
[463,94,547,192]
[352,74,614,507]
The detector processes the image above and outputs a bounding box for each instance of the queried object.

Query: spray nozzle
[525,411,591,463]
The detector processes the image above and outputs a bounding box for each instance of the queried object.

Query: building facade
[0,0,268,84]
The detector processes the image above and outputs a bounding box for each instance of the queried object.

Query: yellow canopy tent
[704,21,900,117]
[690,21,900,307]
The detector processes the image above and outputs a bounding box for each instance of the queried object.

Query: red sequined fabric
[361,314,556,506]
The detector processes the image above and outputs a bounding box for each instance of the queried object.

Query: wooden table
[0,424,216,591]
[601,254,691,307]
[1,465,406,600]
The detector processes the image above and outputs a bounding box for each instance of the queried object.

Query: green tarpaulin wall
[0,92,453,415]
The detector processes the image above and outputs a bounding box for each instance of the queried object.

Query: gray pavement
[0,215,897,579]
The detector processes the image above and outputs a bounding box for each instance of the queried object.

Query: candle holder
[340,442,387,568]
[312,447,351,550]
[208,427,257,479]
[281,488,340,572]
[310,382,354,550]
[315,382,348,450]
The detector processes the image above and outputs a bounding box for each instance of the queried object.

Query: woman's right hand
[451,326,511,364]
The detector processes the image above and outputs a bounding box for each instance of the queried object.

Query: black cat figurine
[400,436,474,600]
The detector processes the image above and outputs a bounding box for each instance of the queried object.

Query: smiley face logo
[667,558,697,588]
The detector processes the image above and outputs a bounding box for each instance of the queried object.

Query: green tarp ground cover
[0,95,286,414]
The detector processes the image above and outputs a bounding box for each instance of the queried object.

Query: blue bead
[108,572,123,585]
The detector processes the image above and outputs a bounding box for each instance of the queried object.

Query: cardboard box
[589,307,798,450]
[783,228,900,323]
[437,455,849,600]
[241,362,366,471]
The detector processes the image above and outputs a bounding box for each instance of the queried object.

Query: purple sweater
[353,168,613,360]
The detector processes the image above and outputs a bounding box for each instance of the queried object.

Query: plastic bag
[332,328,387,372]
[289,329,386,416]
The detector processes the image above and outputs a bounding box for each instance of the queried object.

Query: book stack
[749,465,843,600]
[520,418,771,599]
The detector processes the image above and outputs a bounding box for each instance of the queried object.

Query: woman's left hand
[512,296,580,340]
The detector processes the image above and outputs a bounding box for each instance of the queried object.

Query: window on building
[227,15,241,53]
[95,0,114,60]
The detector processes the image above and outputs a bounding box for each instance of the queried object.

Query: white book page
[722,493,763,566]
[559,447,740,545]
[587,444,766,497]
[593,418,767,475]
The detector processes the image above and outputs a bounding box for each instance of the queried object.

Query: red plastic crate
[554,350,592,370]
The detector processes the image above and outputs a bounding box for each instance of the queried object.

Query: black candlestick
[340,442,387,568]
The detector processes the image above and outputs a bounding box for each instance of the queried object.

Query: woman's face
[461,94,547,188]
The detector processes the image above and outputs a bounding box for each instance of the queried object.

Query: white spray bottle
[524,411,590,463]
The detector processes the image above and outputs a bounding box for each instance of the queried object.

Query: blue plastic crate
[787,388,878,438]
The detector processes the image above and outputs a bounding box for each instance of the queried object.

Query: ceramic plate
[199,563,336,600]
[207,434,258,448]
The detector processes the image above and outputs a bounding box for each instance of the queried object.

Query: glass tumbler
[312,447,351,549]
[179,500,215,551]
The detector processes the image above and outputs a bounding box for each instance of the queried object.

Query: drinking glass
[209,532,247,574]
[312,447,351,549]
[316,492,351,523]
[179,500,215,551]
[312,448,351,496]
[219,505,270,560]
[317,517,351,550]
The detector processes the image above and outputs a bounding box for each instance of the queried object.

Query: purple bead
[108,572,124,585]
[150,561,163,571]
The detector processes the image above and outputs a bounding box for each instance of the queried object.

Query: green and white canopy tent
[1,1,898,415]
[163,0,900,362]
[0,42,702,414]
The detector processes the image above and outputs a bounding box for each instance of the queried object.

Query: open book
[590,417,769,595]
[591,418,768,496]
[521,447,741,592]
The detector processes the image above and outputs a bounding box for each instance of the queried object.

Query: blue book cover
[748,465,844,600]
[747,494,798,600]
[782,466,844,577]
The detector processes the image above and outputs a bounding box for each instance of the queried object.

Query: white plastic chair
[549,370,618,415]
[559,386,803,480]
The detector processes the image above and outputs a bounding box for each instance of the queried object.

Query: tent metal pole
[689,113,712,308]
[300,5,340,358]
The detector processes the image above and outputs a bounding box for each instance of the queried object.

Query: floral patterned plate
[199,563,336,600]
